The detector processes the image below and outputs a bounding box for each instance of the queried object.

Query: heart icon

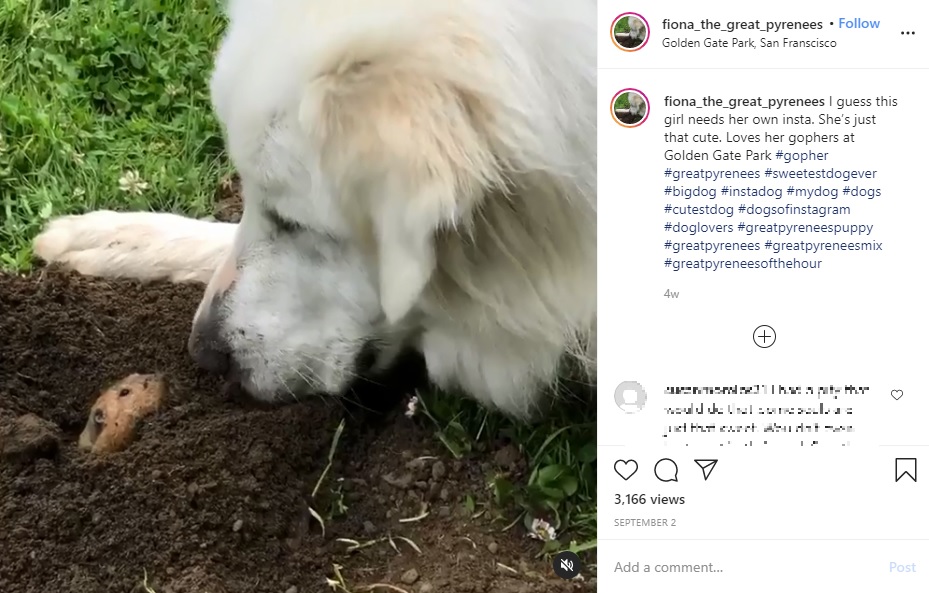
[614,459,638,480]
[891,389,903,400]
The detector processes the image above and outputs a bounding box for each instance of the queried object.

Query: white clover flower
[118,170,149,195]
[405,395,420,418]
[528,517,556,541]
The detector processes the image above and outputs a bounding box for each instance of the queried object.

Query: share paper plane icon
[694,459,718,481]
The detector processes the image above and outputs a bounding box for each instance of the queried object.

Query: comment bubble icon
[654,458,679,482]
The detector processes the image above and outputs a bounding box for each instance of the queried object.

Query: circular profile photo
[611,13,650,51]
[611,89,649,128]
[614,381,648,414]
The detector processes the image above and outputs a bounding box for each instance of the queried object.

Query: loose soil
[212,174,243,223]
[0,183,596,593]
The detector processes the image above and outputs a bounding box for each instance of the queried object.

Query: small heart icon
[891,389,903,400]
[614,459,638,480]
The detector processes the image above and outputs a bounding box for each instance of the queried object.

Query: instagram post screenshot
[0,1,600,592]
[600,0,929,590]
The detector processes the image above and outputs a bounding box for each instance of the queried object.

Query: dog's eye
[119,388,131,397]
[93,409,105,425]
[263,205,303,234]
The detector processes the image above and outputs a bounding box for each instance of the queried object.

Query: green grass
[0,0,231,270]
[614,16,630,35]
[614,92,631,111]
[0,0,597,556]
[417,388,597,555]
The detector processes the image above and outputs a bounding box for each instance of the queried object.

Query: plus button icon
[753,325,776,348]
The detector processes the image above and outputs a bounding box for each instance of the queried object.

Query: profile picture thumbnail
[611,89,649,128]
[612,13,649,51]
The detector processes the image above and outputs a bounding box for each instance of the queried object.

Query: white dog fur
[32,0,597,419]
[627,17,647,43]
[627,93,647,120]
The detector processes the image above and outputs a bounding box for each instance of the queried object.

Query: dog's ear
[302,56,501,324]
[371,183,441,324]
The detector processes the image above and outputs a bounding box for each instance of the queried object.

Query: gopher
[78,373,166,454]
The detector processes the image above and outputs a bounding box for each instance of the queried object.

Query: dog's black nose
[192,341,231,375]
[188,316,232,376]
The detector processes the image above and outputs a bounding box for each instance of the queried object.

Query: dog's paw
[33,210,123,264]
[33,210,236,283]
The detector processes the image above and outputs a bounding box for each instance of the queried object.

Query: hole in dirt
[342,346,428,419]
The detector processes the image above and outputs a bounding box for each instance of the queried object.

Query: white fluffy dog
[627,17,647,44]
[627,93,647,120]
[32,0,597,419]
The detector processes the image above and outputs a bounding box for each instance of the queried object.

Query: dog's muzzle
[188,300,234,376]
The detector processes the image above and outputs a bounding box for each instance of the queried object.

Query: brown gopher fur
[78,373,166,454]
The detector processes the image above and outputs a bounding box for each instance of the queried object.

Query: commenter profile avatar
[612,89,649,128]
[614,381,647,413]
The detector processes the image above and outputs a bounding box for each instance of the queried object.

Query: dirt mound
[0,268,594,593]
